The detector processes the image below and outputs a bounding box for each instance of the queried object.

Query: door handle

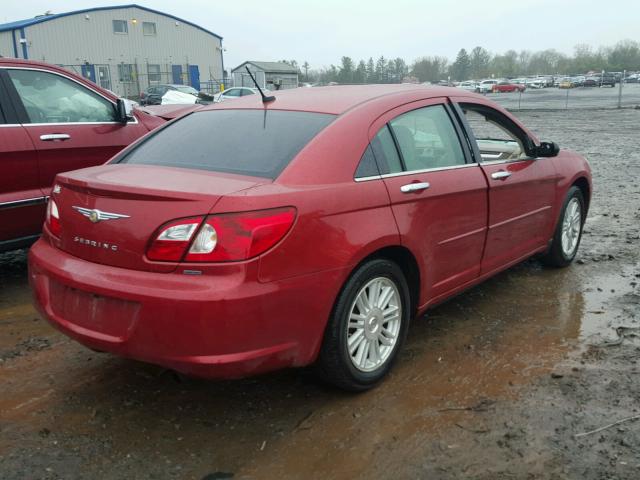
[40,134,71,141]
[491,170,511,180]
[400,182,430,193]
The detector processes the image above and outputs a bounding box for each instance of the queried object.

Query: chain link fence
[60,61,229,99]
[488,83,640,111]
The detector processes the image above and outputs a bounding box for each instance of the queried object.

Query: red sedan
[0,59,170,252]
[29,85,591,391]
[492,81,526,93]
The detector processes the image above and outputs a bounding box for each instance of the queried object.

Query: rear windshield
[117,109,336,178]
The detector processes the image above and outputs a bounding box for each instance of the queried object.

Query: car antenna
[245,66,275,103]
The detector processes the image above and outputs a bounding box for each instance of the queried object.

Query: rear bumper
[29,239,346,378]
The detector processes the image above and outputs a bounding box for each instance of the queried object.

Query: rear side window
[118,110,335,179]
[389,105,466,171]
[370,125,403,175]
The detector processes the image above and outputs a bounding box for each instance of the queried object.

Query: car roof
[204,84,469,115]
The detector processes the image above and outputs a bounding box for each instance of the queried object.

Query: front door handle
[400,182,430,193]
[40,134,71,141]
[491,170,511,180]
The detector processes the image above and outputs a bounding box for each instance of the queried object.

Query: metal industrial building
[232,61,299,90]
[0,4,224,98]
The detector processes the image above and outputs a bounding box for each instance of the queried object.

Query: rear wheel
[316,259,411,391]
[542,186,585,267]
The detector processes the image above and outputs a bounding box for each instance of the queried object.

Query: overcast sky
[2,1,638,70]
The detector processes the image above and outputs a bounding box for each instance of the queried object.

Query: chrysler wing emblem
[72,206,130,223]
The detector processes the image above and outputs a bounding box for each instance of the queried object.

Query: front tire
[542,186,585,267]
[316,259,411,391]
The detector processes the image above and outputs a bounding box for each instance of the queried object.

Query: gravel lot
[0,106,639,480]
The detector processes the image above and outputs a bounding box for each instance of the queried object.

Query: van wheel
[542,186,585,267]
[316,259,411,391]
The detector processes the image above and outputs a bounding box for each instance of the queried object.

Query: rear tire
[541,186,585,267]
[316,259,411,391]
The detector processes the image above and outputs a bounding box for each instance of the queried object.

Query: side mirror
[115,98,134,124]
[536,141,560,158]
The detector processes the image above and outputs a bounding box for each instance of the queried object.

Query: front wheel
[316,259,411,391]
[542,186,585,267]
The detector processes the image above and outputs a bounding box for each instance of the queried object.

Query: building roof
[0,4,222,39]
[232,61,299,74]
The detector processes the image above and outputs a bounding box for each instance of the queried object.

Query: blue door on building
[188,65,200,91]
[171,65,183,85]
[81,64,96,83]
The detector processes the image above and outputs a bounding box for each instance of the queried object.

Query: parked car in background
[478,79,499,93]
[492,81,526,93]
[584,73,616,87]
[558,77,577,89]
[213,86,267,102]
[30,84,591,391]
[625,73,640,83]
[456,81,478,92]
[139,84,199,105]
[0,58,170,252]
[525,78,545,89]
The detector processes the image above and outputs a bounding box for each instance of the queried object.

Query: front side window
[117,110,336,179]
[147,64,161,84]
[460,104,532,162]
[388,104,466,171]
[113,19,128,34]
[7,69,116,124]
[143,22,156,35]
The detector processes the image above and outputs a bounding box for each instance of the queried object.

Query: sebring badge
[72,206,130,223]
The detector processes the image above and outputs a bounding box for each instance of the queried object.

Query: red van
[0,59,170,252]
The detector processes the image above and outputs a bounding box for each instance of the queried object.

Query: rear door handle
[400,182,430,193]
[491,170,511,180]
[40,134,71,141]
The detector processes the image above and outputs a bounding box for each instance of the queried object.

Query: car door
[5,67,148,196]
[369,99,489,303]
[451,98,558,274]
[0,69,44,247]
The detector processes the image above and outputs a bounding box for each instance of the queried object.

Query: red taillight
[147,217,203,261]
[46,199,61,237]
[186,207,296,262]
[146,208,296,263]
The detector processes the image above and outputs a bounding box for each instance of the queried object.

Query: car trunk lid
[52,164,266,272]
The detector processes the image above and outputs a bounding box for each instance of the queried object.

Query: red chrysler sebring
[29,85,591,390]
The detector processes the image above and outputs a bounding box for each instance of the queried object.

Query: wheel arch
[572,176,591,214]
[354,245,421,317]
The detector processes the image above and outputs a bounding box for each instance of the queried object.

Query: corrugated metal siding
[19,7,222,96]
[0,31,16,57]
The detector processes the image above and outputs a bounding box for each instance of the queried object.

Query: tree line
[282,40,640,84]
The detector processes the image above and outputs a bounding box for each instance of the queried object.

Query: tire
[541,186,585,267]
[316,258,411,391]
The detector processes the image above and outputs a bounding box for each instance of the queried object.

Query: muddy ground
[0,108,639,480]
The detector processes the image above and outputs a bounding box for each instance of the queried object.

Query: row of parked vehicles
[456,71,638,93]
[2,57,592,391]
[138,84,264,106]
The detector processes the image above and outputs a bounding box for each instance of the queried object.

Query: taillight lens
[46,199,61,237]
[146,208,296,263]
[185,207,296,262]
[147,217,203,261]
